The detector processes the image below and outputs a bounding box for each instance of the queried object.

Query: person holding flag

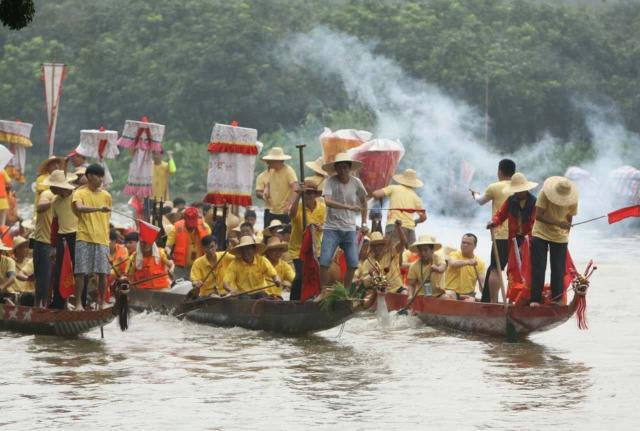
[72,164,112,310]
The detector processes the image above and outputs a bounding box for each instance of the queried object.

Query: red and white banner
[41,63,67,156]
[204,123,258,206]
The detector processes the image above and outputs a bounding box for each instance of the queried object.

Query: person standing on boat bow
[165,206,211,279]
[191,235,234,297]
[470,158,515,303]
[256,147,298,227]
[318,153,368,297]
[223,236,281,299]
[371,168,426,245]
[485,172,538,302]
[443,234,486,301]
[529,176,578,307]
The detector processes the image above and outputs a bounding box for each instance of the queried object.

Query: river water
[1,217,638,430]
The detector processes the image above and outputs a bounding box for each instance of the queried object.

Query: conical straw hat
[43,170,76,190]
[542,176,578,206]
[230,235,266,256]
[263,236,289,252]
[368,231,389,246]
[305,157,328,176]
[409,234,442,253]
[262,147,291,161]
[504,172,538,194]
[393,169,424,188]
[322,152,363,174]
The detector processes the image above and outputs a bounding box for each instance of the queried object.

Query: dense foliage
[1,0,639,199]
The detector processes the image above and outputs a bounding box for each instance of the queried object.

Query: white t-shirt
[323,175,367,231]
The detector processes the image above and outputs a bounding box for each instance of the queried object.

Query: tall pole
[296,144,307,230]
[484,74,489,145]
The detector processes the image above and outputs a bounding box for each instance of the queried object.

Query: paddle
[490,228,517,341]
[173,283,277,319]
[187,249,229,299]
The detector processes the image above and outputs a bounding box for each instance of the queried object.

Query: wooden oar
[490,228,517,341]
[186,249,229,299]
[174,283,277,319]
[129,272,171,287]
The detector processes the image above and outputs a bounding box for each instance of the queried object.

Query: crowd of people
[0,144,580,310]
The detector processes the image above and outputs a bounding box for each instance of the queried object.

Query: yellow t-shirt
[444,250,486,295]
[33,190,55,244]
[357,249,404,293]
[407,253,445,296]
[33,173,49,209]
[72,187,112,246]
[191,252,234,297]
[223,255,277,293]
[165,222,212,267]
[152,161,172,201]
[0,255,16,287]
[531,190,578,243]
[267,258,295,297]
[382,184,423,230]
[258,165,297,215]
[0,170,10,210]
[12,258,34,293]
[256,170,271,210]
[483,180,511,240]
[289,199,326,258]
[52,194,78,234]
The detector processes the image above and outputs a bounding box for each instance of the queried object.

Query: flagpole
[49,63,55,156]
[571,215,606,227]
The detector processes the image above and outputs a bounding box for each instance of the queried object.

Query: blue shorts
[319,229,360,269]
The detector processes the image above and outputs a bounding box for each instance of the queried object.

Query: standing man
[443,233,486,301]
[32,176,56,307]
[165,206,211,279]
[318,153,368,295]
[256,147,298,227]
[471,158,515,302]
[152,150,176,202]
[530,176,578,306]
[72,164,112,310]
[371,168,426,245]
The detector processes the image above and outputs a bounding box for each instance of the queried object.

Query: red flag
[300,226,320,302]
[128,196,144,218]
[608,205,640,224]
[139,220,161,244]
[59,240,75,299]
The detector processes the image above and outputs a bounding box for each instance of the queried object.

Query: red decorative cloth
[300,226,320,302]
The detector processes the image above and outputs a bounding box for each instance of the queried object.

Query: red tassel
[207,142,258,155]
[203,193,252,207]
[576,295,588,330]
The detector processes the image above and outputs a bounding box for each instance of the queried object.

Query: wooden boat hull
[128,286,187,314]
[185,298,356,335]
[410,295,576,340]
[0,304,115,337]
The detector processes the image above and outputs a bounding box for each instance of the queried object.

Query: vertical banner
[41,63,67,156]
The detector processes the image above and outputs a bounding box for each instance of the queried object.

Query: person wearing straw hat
[406,235,446,300]
[288,177,326,300]
[355,219,407,293]
[318,152,368,296]
[71,164,112,310]
[443,233,486,301]
[32,172,57,307]
[305,156,328,190]
[263,236,295,298]
[5,236,34,305]
[256,147,298,227]
[191,235,234,297]
[529,176,578,307]
[33,155,64,210]
[260,219,285,243]
[470,158,516,302]
[484,172,539,303]
[372,168,427,245]
[223,235,281,298]
[0,242,17,299]
[46,170,80,309]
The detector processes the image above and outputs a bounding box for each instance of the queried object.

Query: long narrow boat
[0,304,116,336]
[128,281,371,335]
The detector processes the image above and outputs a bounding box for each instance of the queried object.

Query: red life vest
[172,219,209,267]
[0,173,7,199]
[131,252,170,289]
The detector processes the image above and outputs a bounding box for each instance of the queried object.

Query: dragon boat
[0,304,117,336]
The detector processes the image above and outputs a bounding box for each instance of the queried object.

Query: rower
[256,147,298,227]
[262,237,294,299]
[371,168,426,245]
[304,156,328,190]
[190,235,233,297]
[0,168,12,225]
[529,176,578,307]
[261,219,285,243]
[470,158,515,302]
[355,220,407,293]
[7,236,34,305]
[165,206,211,279]
[287,177,326,300]
[124,231,139,256]
[223,236,281,299]
[486,172,539,302]
[126,237,174,289]
[406,235,446,300]
[443,234,486,301]
[0,243,16,302]
[109,229,130,278]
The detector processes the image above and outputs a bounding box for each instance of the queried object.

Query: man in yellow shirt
[407,235,446,299]
[223,236,281,299]
[152,150,176,202]
[371,168,426,245]
[0,243,17,300]
[72,164,112,310]
[191,235,234,297]
[530,176,578,306]
[287,177,326,300]
[356,221,407,293]
[33,156,63,211]
[263,236,295,298]
[470,158,515,302]
[33,185,55,307]
[443,234,486,301]
[256,147,298,227]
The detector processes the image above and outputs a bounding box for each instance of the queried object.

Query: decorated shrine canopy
[319,127,372,163]
[0,120,33,148]
[348,138,405,194]
[205,123,258,206]
[117,118,165,152]
[77,129,119,159]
